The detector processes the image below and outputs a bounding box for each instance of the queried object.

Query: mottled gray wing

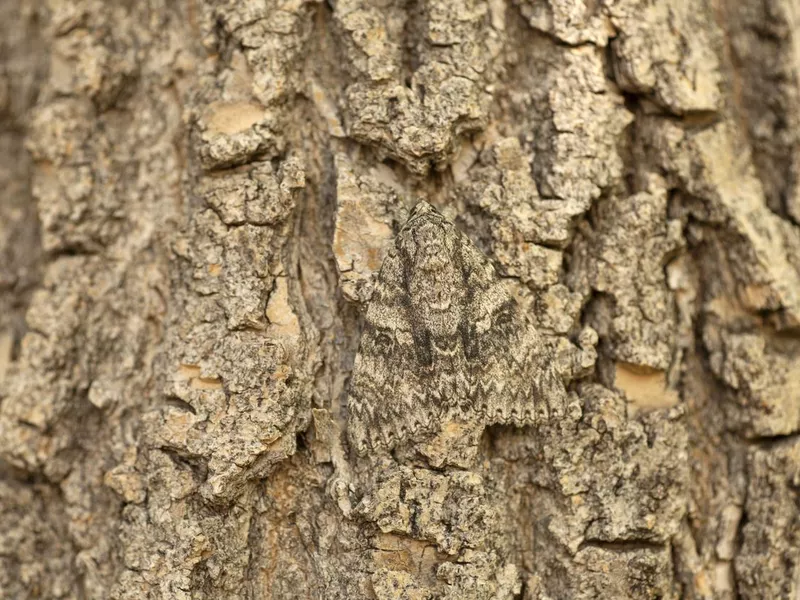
[347,202,565,454]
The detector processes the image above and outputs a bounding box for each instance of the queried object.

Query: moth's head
[399,202,454,272]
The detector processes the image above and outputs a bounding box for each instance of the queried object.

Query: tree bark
[1,0,799,598]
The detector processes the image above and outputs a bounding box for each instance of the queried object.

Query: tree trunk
[1,0,799,598]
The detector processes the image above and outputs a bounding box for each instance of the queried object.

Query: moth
[347,202,566,454]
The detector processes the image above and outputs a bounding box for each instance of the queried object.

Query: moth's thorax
[401,221,465,334]
[405,219,454,271]
[408,266,462,314]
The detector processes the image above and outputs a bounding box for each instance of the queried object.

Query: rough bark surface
[1,0,799,599]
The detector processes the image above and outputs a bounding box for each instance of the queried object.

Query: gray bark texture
[1,0,799,598]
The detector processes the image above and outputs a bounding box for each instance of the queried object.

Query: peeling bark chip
[347,202,566,453]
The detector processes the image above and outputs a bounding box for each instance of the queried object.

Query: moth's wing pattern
[347,204,473,453]
[487,319,567,425]
[347,202,567,455]
[347,242,434,453]
[456,239,566,424]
